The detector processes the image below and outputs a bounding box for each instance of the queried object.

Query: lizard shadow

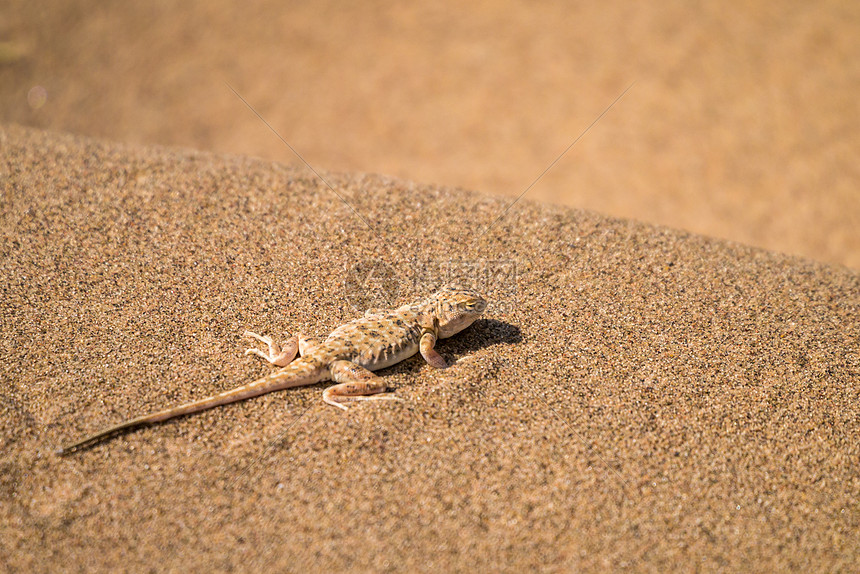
[383,318,521,376]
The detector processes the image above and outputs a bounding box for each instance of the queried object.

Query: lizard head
[427,285,487,339]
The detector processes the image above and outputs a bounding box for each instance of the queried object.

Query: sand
[2,1,859,269]
[1,124,858,571]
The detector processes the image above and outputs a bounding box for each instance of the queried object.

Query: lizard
[57,286,487,454]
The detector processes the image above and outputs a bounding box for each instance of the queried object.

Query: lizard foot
[322,392,403,411]
[243,331,299,367]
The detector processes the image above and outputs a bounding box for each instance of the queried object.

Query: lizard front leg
[419,330,448,369]
[244,331,299,367]
[323,360,400,410]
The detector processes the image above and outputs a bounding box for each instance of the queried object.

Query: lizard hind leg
[243,331,299,367]
[323,360,401,410]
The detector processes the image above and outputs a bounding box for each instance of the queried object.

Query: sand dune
[2,125,857,571]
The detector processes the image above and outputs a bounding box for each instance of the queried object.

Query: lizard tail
[57,360,326,455]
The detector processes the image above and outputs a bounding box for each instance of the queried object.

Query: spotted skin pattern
[58,286,487,454]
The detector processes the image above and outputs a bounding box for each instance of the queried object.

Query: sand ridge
[2,1,859,268]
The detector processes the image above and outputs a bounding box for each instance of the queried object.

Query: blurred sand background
[1,0,858,268]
